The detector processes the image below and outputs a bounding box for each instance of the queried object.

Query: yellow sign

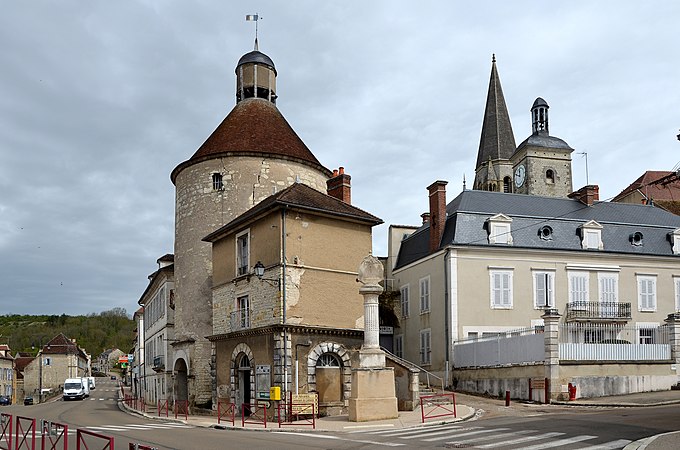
[290,393,317,415]
[269,386,281,401]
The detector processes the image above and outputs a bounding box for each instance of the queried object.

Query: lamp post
[32,339,45,404]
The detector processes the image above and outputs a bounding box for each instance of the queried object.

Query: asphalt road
[2,380,679,449]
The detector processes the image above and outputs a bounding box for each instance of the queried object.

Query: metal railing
[559,323,671,361]
[452,327,545,368]
[230,309,251,331]
[565,301,632,322]
[381,347,444,393]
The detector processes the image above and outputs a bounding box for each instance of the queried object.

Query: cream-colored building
[389,182,680,397]
[137,254,175,405]
[205,180,381,415]
[0,345,14,402]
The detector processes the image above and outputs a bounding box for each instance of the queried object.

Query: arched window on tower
[503,177,512,193]
[546,169,555,184]
[212,173,223,191]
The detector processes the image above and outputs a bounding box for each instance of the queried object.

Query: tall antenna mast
[245,14,261,50]
[577,152,589,185]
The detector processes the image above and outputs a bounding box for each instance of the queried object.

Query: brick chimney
[427,180,448,253]
[327,167,351,204]
[568,185,599,206]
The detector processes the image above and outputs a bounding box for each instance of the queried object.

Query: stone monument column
[349,255,399,421]
[542,308,561,403]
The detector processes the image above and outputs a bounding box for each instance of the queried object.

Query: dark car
[23,396,33,405]
[0,396,10,406]
[110,375,116,380]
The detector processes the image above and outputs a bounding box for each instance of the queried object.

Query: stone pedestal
[349,255,399,421]
[348,367,399,421]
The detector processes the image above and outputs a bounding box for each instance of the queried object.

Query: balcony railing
[565,301,632,322]
[230,308,251,331]
[152,355,165,372]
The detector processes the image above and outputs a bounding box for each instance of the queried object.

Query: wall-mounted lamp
[253,261,280,287]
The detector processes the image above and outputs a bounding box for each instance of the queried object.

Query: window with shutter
[490,270,513,309]
[637,276,656,312]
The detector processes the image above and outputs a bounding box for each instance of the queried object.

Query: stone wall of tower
[173,155,328,406]
[514,148,573,198]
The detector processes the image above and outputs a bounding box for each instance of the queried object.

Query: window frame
[419,329,431,365]
[400,284,410,319]
[487,214,513,245]
[235,229,250,277]
[236,294,250,328]
[598,272,618,303]
[580,221,603,250]
[419,276,430,313]
[532,270,555,308]
[394,334,403,359]
[674,277,680,312]
[568,271,589,304]
[637,275,657,312]
[489,269,513,309]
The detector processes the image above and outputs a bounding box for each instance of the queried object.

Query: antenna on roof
[245,14,261,50]
[577,152,589,185]
[463,174,467,190]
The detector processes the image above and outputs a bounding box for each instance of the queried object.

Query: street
[1,379,679,449]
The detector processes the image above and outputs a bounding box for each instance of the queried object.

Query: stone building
[204,180,382,415]
[23,334,89,402]
[0,345,14,402]
[169,42,332,408]
[473,57,574,198]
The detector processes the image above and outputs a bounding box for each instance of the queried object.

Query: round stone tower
[170,45,331,408]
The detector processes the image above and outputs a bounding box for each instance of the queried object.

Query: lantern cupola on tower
[531,97,549,135]
[236,39,277,104]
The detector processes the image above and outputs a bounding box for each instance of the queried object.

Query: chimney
[427,180,448,253]
[568,185,599,206]
[327,166,351,204]
[421,212,430,225]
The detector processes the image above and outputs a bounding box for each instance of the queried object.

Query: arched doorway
[174,358,188,404]
[315,353,342,403]
[236,353,251,413]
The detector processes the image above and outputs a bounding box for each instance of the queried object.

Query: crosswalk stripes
[35,422,194,438]
[343,423,632,449]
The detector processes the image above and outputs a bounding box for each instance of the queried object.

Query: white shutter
[536,273,546,307]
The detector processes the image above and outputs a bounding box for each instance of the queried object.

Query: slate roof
[204,183,382,242]
[236,50,277,74]
[171,98,331,183]
[395,189,680,269]
[474,57,517,169]
[515,133,573,151]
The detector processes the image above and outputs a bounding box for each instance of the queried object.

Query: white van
[81,377,90,397]
[88,377,96,390]
[63,378,87,400]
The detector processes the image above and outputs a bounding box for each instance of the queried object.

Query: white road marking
[282,432,404,447]
[476,431,565,448]
[421,427,509,442]
[577,440,633,449]
[519,434,599,450]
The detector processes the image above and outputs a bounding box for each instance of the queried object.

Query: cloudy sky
[1,1,678,316]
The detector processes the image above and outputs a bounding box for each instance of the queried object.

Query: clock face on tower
[514,164,526,188]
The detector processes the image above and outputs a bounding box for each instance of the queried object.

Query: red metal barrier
[420,393,457,423]
[157,400,169,418]
[0,413,12,450]
[174,400,188,420]
[76,430,113,450]
[40,420,68,450]
[276,400,315,429]
[138,398,145,413]
[217,401,235,426]
[14,416,36,450]
[241,403,267,428]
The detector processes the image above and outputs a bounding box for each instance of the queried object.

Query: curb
[552,399,680,408]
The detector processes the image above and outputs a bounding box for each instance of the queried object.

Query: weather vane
[246,14,261,50]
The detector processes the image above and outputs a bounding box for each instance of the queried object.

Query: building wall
[174,156,328,406]
[394,245,680,382]
[23,353,88,399]
[513,147,573,198]
[0,358,13,399]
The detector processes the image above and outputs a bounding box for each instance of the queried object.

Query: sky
[1,1,679,316]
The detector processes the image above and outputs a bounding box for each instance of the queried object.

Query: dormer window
[580,220,603,250]
[487,214,513,245]
[538,225,553,241]
[670,229,680,255]
[212,173,224,190]
[630,232,644,246]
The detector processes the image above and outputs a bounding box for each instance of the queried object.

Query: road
[1,379,678,449]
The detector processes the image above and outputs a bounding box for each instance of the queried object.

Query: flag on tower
[246,14,258,21]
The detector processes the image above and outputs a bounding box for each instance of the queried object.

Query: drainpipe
[444,248,450,388]
[281,208,288,398]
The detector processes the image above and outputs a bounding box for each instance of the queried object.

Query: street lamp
[253,261,280,286]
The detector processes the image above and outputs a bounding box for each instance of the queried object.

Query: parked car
[0,396,10,406]
[23,396,33,405]
[110,375,116,380]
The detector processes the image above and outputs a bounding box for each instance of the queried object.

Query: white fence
[559,323,671,361]
[453,328,544,368]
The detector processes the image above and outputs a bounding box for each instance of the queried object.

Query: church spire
[475,55,516,169]
[473,55,517,189]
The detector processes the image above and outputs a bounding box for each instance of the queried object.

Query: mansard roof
[171,98,331,183]
[474,57,517,169]
[395,189,680,269]
[204,182,382,243]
